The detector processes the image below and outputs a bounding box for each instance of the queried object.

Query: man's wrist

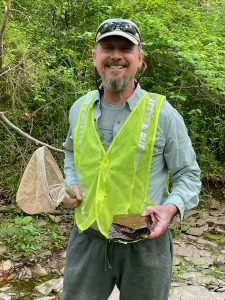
[164,203,178,218]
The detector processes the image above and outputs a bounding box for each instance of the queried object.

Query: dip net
[16,146,66,214]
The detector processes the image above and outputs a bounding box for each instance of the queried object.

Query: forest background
[0,0,225,202]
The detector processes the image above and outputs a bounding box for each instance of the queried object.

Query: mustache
[105,60,127,67]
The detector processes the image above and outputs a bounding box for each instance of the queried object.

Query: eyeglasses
[95,19,141,43]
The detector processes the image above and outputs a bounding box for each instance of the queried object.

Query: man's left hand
[142,204,178,239]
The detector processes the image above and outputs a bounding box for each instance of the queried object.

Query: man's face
[92,36,144,92]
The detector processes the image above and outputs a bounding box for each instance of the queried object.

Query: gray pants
[62,225,173,300]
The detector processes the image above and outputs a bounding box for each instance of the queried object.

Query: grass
[0,213,72,262]
[203,233,225,246]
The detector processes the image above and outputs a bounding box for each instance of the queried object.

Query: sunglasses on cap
[95,19,141,45]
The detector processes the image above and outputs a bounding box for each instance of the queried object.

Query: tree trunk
[0,0,11,75]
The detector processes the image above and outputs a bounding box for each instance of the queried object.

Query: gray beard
[102,75,131,92]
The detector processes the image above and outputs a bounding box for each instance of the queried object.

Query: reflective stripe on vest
[73,90,165,237]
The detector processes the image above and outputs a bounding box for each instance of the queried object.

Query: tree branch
[0,112,64,153]
[10,8,30,21]
[0,0,11,74]
[0,45,30,77]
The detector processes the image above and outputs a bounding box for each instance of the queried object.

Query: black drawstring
[104,239,112,271]
[84,228,112,271]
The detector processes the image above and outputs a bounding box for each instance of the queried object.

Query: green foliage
[170,217,191,238]
[172,265,183,280]
[188,109,225,173]
[203,232,225,246]
[0,215,65,261]
[0,0,225,199]
[199,189,215,208]
[207,265,225,279]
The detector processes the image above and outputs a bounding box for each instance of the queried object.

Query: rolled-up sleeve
[163,105,201,219]
[63,97,84,185]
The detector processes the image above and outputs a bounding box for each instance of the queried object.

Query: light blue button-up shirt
[63,85,201,219]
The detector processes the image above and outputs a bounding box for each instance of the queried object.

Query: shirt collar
[126,84,145,110]
[93,84,145,111]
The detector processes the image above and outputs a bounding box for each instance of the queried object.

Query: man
[62,18,201,300]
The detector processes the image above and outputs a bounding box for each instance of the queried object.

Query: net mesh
[16,146,66,214]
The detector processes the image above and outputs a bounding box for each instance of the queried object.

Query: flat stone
[215,216,225,224]
[35,280,55,296]
[32,264,48,276]
[180,271,221,286]
[169,285,225,300]
[0,293,11,300]
[187,227,204,236]
[187,217,198,227]
[196,219,207,227]
[215,255,225,265]
[207,216,225,229]
[215,287,225,292]
[35,297,56,300]
[209,211,224,217]
[107,284,225,300]
[1,261,13,272]
[184,210,200,220]
[52,277,63,292]
[182,234,197,240]
[184,256,214,268]
[0,287,11,293]
[174,245,211,258]
[197,238,218,248]
[171,282,183,287]
[35,278,63,296]
[173,257,182,266]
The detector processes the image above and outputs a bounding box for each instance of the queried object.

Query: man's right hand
[63,184,83,209]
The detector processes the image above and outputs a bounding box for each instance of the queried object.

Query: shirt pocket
[153,134,165,156]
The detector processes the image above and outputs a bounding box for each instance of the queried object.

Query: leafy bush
[0,215,66,261]
[0,0,224,199]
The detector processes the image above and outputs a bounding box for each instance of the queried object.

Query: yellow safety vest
[73,90,165,237]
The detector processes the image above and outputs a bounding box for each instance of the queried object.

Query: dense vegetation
[0,0,225,200]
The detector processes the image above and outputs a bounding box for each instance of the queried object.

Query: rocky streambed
[0,202,225,300]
